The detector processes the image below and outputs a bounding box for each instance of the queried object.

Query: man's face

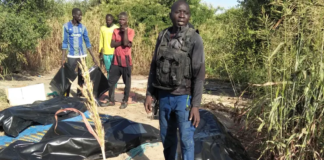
[119,15,127,27]
[73,11,82,23]
[106,16,113,27]
[170,3,190,27]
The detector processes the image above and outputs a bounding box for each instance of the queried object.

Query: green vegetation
[1,0,324,159]
[242,1,324,159]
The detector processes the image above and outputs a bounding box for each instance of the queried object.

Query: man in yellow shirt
[99,14,118,105]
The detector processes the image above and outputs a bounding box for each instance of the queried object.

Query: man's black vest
[153,27,198,90]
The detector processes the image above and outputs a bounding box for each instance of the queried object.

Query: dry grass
[52,57,106,159]
[77,57,106,159]
[27,9,160,75]
[0,95,8,111]
[22,4,221,77]
[54,57,107,159]
[243,1,324,159]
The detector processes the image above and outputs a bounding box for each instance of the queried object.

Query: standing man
[99,14,118,105]
[106,12,135,109]
[62,8,98,97]
[144,0,205,160]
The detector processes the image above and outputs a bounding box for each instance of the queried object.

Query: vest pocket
[171,60,180,86]
[184,57,191,78]
[162,59,170,74]
[156,56,170,86]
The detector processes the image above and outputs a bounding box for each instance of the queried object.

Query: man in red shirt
[105,12,135,109]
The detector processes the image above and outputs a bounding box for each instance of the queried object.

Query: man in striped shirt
[62,8,98,97]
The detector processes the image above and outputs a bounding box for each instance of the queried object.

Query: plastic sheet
[89,66,109,98]
[50,65,108,98]
[0,106,249,160]
[50,63,77,96]
[0,116,160,160]
[0,111,93,149]
[0,96,86,137]
[194,110,250,160]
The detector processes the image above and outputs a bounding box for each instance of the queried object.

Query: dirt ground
[0,68,259,160]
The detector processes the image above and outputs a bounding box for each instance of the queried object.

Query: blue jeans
[159,90,196,160]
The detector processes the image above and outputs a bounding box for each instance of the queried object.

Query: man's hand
[61,60,65,67]
[120,23,128,32]
[144,96,153,114]
[127,42,132,47]
[120,27,126,32]
[99,53,104,67]
[62,50,66,68]
[189,107,200,128]
[99,52,103,60]
[87,49,98,66]
[93,57,99,66]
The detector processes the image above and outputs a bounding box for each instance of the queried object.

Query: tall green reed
[246,1,324,159]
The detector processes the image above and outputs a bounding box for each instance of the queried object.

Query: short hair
[119,12,128,18]
[106,14,114,19]
[72,8,81,15]
[171,0,190,13]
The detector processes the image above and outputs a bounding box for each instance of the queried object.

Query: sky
[202,0,239,9]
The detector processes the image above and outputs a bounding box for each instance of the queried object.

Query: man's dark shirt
[146,27,205,108]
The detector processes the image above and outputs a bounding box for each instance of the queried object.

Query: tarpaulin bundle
[0,115,160,160]
[0,105,250,160]
[0,96,87,137]
[194,110,250,160]
[50,65,109,98]
[50,63,77,96]
[88,66,109,98]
